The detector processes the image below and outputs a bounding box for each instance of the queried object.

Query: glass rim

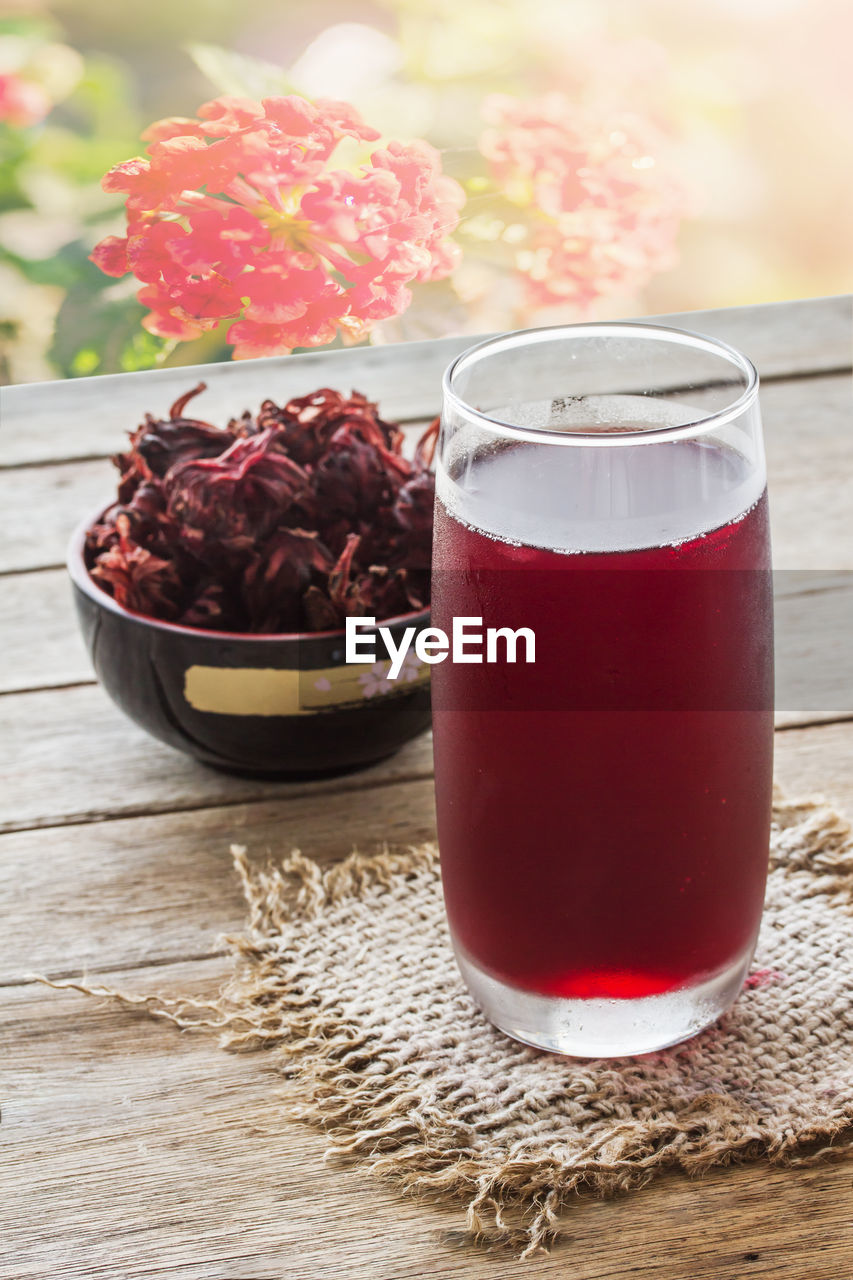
[442,320,760,447]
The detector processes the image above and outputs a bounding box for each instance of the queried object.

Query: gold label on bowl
[183,661,430,717]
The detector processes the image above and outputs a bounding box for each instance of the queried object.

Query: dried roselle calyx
[130,383,236,477]
[113,383,234,502]
[113,446,148,504]
[124,480,166,521]
[165,431,310,545]
[391,472,436,570]
[257,388,405,467]
[114,482,167,542]
[90,515,183,618]
[359,565,421,621]
[134,416,235,479]
[415,415,440,468]
[243,528,335,632]
[256,390,341,466]
[85,384,436,633]
[227,409,257,438]
[178,582,227,629]
[314,429,397,526]
[302,584,340,631]
[85,511,121,555]
[328,532,361,616]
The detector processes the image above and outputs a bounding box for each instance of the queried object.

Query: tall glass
[432,323,774,1057]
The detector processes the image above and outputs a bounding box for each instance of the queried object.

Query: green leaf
[186,42,297,101]
[28,125,139,186]
[120,328,172,373]
[59,56,140,143]
[0,245,83,290]
[50,275,164,378]
[70,347,100,375]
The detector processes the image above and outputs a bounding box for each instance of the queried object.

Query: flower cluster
[91,94,464,358]
[85,384,438,633]
[479,93,689,309]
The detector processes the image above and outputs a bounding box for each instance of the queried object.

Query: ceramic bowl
[68,510,432,778]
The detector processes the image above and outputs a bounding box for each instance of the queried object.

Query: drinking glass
[431,323,774,1057]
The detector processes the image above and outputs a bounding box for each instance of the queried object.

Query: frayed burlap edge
[39,788,853,1258]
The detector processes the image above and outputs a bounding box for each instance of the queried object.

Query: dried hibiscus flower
[86,384,437,633]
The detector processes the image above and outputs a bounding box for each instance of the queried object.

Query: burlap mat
[58,789,853,1255]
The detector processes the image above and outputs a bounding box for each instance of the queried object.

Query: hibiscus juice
[431,435,774,1033]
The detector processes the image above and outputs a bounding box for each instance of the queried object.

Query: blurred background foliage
[1,0,851,383]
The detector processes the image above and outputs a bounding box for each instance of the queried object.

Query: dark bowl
[68,510,432,778]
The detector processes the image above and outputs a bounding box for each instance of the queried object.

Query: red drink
[432,438,773,1010]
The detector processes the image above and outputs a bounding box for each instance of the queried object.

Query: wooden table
[2,296,852,1280]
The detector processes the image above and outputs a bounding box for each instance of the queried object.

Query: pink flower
[91,94,464,358]
[0,72,51,128]
[479,93,690,309]
[358,661,395,699]
[395,650,423,684]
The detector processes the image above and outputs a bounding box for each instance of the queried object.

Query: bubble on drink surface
[514,393,703,434]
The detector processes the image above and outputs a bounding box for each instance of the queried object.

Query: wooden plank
[1,962,850,1280]
[1,296,850,468]
[1,370,849,576]
[678,292,850,378]
[774,573,853,722]
[0,779,438,984]
[0,680,435,833]
[760,372,853,570]
[0,458,109,574]
[0,719,851,986]
[0,567,91,693]
[772,717,853,799]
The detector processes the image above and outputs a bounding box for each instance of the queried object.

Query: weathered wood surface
[2,294,850,468]
[0,720,848,986]
[0,457,108,573]
[1,718,852,1279]
[761,374,853,570]
[3,966,853,1280]
[774,574,853,721]
[0,778,438,983]
[2,370,850,577]
[2,298,853,1280]
[0,682,435,833]
[3,676,851,835]
[0,568,90,693]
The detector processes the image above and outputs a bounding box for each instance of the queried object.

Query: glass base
[454,944,755,1058]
